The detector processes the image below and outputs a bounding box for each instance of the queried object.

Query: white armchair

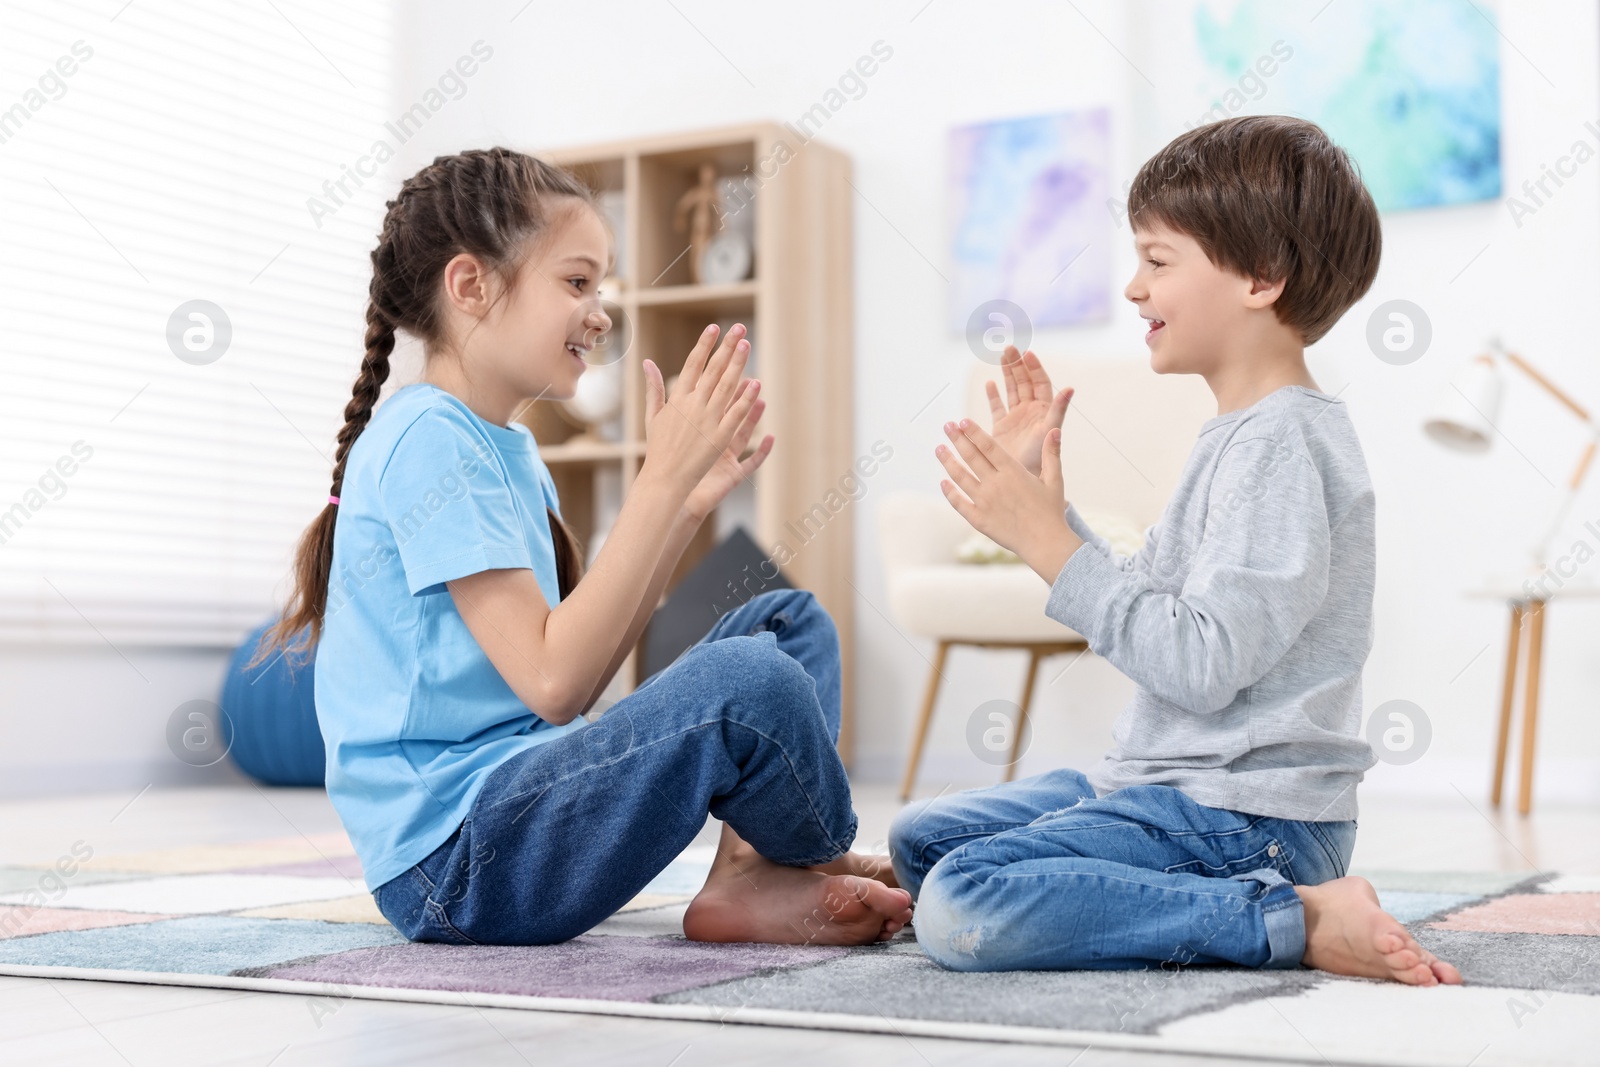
[880,355,1215,798]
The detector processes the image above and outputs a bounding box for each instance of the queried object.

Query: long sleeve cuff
[1044,536,1127,641]
[1063,503,1102,549]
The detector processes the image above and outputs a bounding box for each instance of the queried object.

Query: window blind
[0,0,395,645]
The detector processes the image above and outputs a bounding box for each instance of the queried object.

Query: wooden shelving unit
[528,123,858,763]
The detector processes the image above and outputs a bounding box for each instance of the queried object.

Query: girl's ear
[441,252,493,316]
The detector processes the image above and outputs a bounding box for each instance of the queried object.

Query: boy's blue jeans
[372,588,855,945]
[890,771,1356,972]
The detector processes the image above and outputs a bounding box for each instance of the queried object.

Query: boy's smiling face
[1124,222,1290,377]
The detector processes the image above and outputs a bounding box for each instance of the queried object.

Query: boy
[898,115,1460,986]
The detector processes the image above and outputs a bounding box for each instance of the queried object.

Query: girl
[252,147,909,947]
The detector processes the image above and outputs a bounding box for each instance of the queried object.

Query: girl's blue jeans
[890,771,1356,972]
[372,588,855,945]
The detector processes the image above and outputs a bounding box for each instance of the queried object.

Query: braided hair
[252,148,593,668]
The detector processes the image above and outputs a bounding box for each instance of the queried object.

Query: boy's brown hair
[1127,114,1381,345]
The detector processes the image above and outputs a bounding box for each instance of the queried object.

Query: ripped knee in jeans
[911,864,990,971]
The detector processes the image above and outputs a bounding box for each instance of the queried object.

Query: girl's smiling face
[437,200,614,412]
[1123,221,1287,377]
[494,203,613,401]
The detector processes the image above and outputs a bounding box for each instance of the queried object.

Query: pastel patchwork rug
[0,836,1595,1067]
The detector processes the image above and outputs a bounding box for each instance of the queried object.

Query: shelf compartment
[638,140,758,290]
[634,301,760,395]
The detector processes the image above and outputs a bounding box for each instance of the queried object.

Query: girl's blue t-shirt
[314,382,587,892]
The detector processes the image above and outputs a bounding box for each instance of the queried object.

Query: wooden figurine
[673,162,721,284]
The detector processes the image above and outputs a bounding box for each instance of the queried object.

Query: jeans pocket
[1304,821,1354,880]
[1164,842,1280,879]
[423,899,480,945]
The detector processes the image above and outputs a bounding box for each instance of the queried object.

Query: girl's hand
[680,383,774,524]
[986,346,1073,477]
[936,417,1082,583]
[640,323,760,498]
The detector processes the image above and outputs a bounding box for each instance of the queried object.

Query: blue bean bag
[220,619,326,787]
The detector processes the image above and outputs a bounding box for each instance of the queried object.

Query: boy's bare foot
[808,850,900,889]
[683,829,912,945]
[1296,876,1463,986]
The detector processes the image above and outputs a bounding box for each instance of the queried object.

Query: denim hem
[779,848,850,868]
[1258,876,1307,969]
[763,811,858,868]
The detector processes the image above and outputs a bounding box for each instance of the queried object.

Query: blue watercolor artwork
[1135,0,1501,213]
[948,108,1112,334]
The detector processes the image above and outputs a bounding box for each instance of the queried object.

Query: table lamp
[1423,338,1599,573]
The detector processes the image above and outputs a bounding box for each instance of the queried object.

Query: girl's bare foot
[683,828,912,945]
[1296,876,1463,986]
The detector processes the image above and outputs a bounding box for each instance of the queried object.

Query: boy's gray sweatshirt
[1046,384,1377,822]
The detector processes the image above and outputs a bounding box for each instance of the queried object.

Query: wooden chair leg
[1004,648,1044,782]
[899,640,950,801]
[1491,602,1524,808]
[1517,600,1546,816]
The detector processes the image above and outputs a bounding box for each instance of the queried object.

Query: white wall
[0,648,249,797]
[392,0,1600,803]
[11,0,1597,805]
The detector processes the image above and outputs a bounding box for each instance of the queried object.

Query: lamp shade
[1423,354,1503,453]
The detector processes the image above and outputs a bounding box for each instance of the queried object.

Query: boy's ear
[1242,272,1287,311]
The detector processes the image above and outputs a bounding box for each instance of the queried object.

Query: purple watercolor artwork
[948,109,1112,334]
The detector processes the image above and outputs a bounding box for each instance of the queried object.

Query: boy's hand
[936,418,1083,584]
[986,346,1074,476]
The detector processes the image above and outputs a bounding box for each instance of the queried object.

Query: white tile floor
[0,781,1594,1067]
